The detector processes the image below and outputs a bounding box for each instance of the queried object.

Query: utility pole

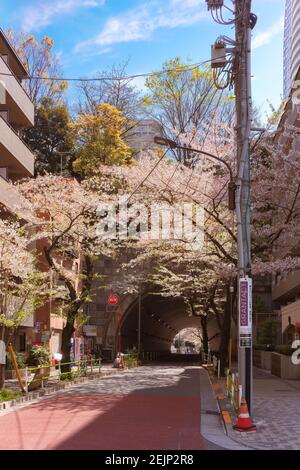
[207,0,255,414]
[234,0,253,415]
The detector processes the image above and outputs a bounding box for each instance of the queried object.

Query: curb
[0,367,127,412]
[200,367,252,450]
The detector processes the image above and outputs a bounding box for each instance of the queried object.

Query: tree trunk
[0,364,5,388]
[0,326,5,388]
[60,318,75,378]
[200,316,209,355]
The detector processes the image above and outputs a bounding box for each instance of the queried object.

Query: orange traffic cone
[233,398,256,432]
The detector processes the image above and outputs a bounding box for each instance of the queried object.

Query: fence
[24,358,102,393]
[201,351,212,364]
[141,351,158,361]
[226,369,242,411]
[212,355,221,378]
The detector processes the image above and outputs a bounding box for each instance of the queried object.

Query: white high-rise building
[284,0,300,98]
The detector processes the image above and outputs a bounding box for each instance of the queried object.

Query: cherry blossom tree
[0,218,51,386]
[95,129,237,373]
[15,175,113,374]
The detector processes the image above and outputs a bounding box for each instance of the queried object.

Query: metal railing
[201,351,212,364]
[24,358,102,393]
[212,355,221,378]
[226,369,242,411]
[0,52,34,103]
[141,351,158,361]
[0,114,34,154]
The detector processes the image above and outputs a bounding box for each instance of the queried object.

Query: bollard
[231,373,235,404]
[217,360,220,379]
[98,359,101,374]
[226,369,230,397]
[238,385,243,407]
[234,377,239,409]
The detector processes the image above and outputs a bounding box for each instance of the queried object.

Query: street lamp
[154,136,236,210]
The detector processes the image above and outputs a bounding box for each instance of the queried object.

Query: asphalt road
[0,365,223,450]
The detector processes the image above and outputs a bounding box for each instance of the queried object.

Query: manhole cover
[274,389,292,392]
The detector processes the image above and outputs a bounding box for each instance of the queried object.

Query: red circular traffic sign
[107,293,119,305]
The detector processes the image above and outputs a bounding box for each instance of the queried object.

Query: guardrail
[24,358,102,393]
[226,369,242,411]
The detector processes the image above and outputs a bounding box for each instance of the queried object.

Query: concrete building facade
[284,0,300,98]
[0,29,35,354]
[125,119,163,153]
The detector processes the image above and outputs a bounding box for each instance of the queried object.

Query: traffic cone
[233,398,256,432]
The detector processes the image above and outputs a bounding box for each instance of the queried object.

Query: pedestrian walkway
[3,363,114,393]
[218,367,300,450]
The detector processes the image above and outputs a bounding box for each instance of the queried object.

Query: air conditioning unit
[211,42,227,69]
[206,0,224,10]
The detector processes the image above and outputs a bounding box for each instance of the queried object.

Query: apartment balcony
[0,55,34,127]
[272,269,300,303]
[0,115,34,178]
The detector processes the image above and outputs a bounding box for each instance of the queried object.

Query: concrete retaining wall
[253,351,272,371]
[254,350,300,380]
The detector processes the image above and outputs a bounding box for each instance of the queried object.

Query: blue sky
[0,0,284,117]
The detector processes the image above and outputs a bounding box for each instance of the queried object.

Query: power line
[0,54,233,83]
[0,59,214,83]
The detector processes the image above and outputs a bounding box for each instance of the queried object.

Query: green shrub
[253,344,275,351]
[274,345,293,356]
[27,345,50,367]
[59,371,76,381]
[257,320,279,345]
[123,354,141,368]
[0,389,21,402]
[6,353,26,370]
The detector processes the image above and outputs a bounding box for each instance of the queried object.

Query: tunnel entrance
[171,327,202,355]
[119,294,202,358]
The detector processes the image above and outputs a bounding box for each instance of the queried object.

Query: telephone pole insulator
[206,0,224,10]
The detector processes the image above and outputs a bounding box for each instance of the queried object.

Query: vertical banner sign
[239,278,252,348]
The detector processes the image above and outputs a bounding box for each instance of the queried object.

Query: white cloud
[75,0,208,53]
[252,16,284,50]
[22,0,105,32]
